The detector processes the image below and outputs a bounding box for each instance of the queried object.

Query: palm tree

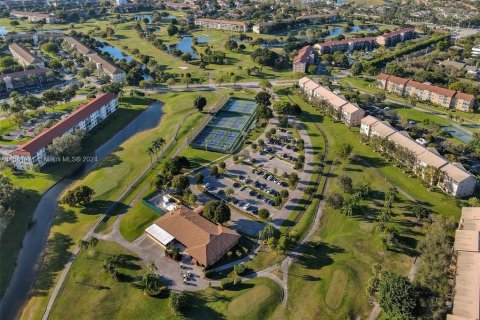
[0,102,11,124]
[342,201,353,216]
[147,261,157,273]
[102,261,118,280]
[146,146,155,164]
[77,239,89,250]
[152,137,166,161]
[87,236,99,249]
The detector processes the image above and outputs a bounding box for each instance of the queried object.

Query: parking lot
[192,116,317,230]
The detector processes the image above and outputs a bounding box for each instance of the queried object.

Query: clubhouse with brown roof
[146,206,241,267]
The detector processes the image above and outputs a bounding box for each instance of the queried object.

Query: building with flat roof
[360,116,477,197]
[10,10,56,23]
[448,207,480,320]
[194,18,248,32]
[8,43,44,68]
[146,206,241,267]
[377,73,476,111]
[9,93,118,170]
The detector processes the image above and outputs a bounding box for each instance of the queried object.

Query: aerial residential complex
[9,10,56,23]
[63,37,126,83]
[8,43,44,68]
[0,68,53,94]
[315,28,415,54]
[448,207,480,320]
[292,45,316,73]
[146,206,241,267]
[9,93,118,170]
[377,73,476,111]
[194,18,248,32]
[298,77,365,127]
[361,116,477,197]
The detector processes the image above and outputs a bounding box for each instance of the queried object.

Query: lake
[327,25,378,38]
[0,25,9,36]
[168,36,211,58]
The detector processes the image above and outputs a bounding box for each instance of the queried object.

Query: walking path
[41,105,199,320]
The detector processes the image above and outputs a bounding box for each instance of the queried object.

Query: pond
[97,40,133,62]
[441,125,473,143]
[0,25,9,36]
[136,14,152,24]
[168,36,212,58]
[327,25,378,38]
[96,40,152,80]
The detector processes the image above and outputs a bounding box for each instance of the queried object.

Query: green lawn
[0,96,150,297]
[19,90,226,319]
[281,93,461,319]
[46,240,282,320]
[339,76,480,125]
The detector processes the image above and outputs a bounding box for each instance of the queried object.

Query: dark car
[249,190,258,196]
[233,182,241,188]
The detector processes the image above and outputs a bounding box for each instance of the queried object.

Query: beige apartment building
[360,116,477,197]
[377,73,476,111]
[8,43,44,68]
[194,18,248,32]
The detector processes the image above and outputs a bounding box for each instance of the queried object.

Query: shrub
[221,278,233,290]
[169,291,186,314]
[234,263,246,275]
[258,208,270,219]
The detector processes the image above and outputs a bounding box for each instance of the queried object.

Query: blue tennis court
[190,98,258,153]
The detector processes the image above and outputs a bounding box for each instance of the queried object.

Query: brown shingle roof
[377,73,390,81]
[195,18,247,26]
[88,54,124,75]
[386,75,410,85]
[11,93,116,156]
[9,43,43,65]
[153,206,240,266]
[0,67,49,80]
[64,37,94,55]
[455,92,475,102]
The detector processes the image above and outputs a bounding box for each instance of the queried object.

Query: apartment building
[315,28,415,54]
[376,28,415,46]
[448,207,480,320]
[0,68,52,93]
[63,37,125,83]
[45,0,99,7]
[88,54,126,83]
[10,10,56,23]
[314,37,377,54]
[300,77,365,126]
[194,18,248,32]
[9,43,44,68]
[360,116,476,197]
[9,93,118,170]
[252,19,293,34]
[292,45,316,73]
[295,13,338,24]
[5,32,64,45]
[377,73,476,110]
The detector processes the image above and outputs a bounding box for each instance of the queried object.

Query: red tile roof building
[0,68,53,94]
[147,206,241,267]
[8,43,45,68]
[377,73,476,110]
[292,45,316,73]
[9,93,118,170]
[376,28,415,46]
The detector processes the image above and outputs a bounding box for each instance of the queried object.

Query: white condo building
[9,93,118,170]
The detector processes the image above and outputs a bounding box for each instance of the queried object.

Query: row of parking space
[227,161,289,190]
[202,173,284,219]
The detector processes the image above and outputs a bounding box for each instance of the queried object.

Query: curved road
[0,101,164,320]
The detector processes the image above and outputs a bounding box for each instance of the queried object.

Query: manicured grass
[339,76,480,125]
[0,97,150,297]
[18,91,222,319]
[282,93,460,319]
[184,277,282,320]
[45,239,281,320]
[325,269,349,310]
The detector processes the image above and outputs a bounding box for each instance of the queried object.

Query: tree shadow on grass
[184,291,228,320]
[291,242,345,275]
[32,233,74,296]
[80,200,129,216]
[92,152,123,171]
[52,206,78,226]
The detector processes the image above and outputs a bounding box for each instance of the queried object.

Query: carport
[145,224,175,248]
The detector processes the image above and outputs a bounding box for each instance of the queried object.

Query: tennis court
[190,98,258,153]
[223,99,258,115]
